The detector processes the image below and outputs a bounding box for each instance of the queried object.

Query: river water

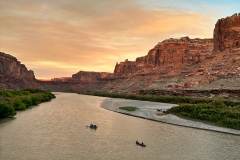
[0,92,239,160]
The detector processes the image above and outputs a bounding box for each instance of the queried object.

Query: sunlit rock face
[214,13,240,52]
[110,12,240,92]
[114,59,142,77]
[144,37,213,67]
[114,37,213,77]
[0,52,35,79]
[72,71,113,82]
[0,52,44,90]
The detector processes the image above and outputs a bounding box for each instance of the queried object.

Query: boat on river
[86,124,98,129]
[136,140,146,147]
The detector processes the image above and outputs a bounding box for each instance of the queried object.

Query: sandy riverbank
[100,98,240,135]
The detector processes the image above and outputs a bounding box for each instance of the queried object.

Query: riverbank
[100,98,240,135]
[0,89,55,118]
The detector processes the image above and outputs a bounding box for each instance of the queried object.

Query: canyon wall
[214,13,240,52]
[72,71,114,82]
[114,58,144,77]
[0,52,35,79]
[0,52,43,90]
[114,37,213,77]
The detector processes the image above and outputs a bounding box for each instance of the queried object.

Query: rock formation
[0,52,42,90]
[114,59,144,77]
[72,71,114,82]
[114,37,213,77]
[214,13,240,52]
[0,52,35,79]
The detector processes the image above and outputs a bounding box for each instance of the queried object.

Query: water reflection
[0,117,15,127]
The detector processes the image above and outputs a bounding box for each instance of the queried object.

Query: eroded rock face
[114,37,213,77]
[144,37,213,67]
[72,71,113,82]
[114,59,144,77]
[0,52,35,79]
[214,13,240,52]
[0,52,44,90]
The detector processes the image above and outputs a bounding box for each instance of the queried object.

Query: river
[0,92,239,160]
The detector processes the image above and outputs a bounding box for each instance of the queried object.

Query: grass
[119,106,138,111]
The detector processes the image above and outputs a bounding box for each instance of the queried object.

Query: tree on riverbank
[166,101,240,130]
[0,89,55,118]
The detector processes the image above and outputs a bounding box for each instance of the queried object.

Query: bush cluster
[0,89,55,118]
[83,92,240,107]
[119,106,138,111]
[166,103,240,130]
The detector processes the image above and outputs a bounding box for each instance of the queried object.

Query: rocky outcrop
[144,37,213,66]
[114,59,144,77]
[214,13,240,52]
[0,52,35,79]
[0,52,43,90]
[114,37,213,77]
[72,71,114,83]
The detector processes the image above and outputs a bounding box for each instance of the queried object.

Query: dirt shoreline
[100,98,240,135]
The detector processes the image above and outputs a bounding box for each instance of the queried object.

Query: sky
[0,0,240,79]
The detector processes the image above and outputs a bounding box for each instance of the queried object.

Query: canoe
[90,125,97,129]
[86,124,98,129]
[136,141,146,147]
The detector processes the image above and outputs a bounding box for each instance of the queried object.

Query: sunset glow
[0,0,239,79]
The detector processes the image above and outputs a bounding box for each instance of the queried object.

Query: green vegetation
[166,100,240,130]
[79,91,240,130]
[81,91,240,106]
[0,89,55,118]
[120,106,138,111]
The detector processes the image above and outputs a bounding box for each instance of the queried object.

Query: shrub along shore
[79,91,240,130]
[0,89,55,118]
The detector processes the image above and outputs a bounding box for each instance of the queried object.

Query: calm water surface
[0,92,240,160]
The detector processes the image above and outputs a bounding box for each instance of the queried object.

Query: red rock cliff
[114,37,213,77]
[214,13,240,52]
[0,52,35,79]
[144,37,213,66]
[72,71,113,82]
[114,58,144,77]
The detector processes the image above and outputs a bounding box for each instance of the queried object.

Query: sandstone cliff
[0,52,42,90]
[0,52,35,79]
[72,71,114,83]
[114,59,143,77]
[214,13,240,52]
[114,37,213,77]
